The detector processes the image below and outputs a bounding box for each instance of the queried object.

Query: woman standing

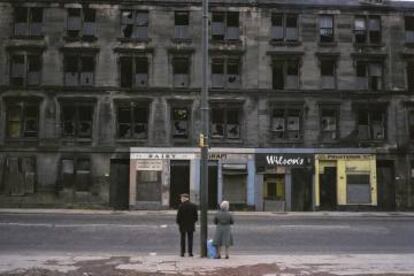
[213,200,234,259]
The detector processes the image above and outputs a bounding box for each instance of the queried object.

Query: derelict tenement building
[0,0,414,211]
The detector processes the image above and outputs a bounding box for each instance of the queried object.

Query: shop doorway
[377,160,396,211]
[170,160,190,209]
[208,162,218,209]
[291,168,313,211]
[109,159,130,210]
[319,167,337,210]
[263,174,285,211]
[222,164,247,208]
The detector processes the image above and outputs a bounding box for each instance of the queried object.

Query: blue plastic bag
[207,239,217,259]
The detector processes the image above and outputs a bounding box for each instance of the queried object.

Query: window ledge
[269,140,303,145]
[318,41,337,47]
[269,40,301,47]
[210,39,242,46]
[64,35,98,42]
[117,37,151,43]
[5,138,38,143]
[211,139,244,144]
[353,42,385,48]
[10,35,44,40]
[171,38,192,44]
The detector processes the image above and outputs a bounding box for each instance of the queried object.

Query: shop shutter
[347,174,371,204]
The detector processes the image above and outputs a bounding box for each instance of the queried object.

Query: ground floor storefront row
[0,147,412,211]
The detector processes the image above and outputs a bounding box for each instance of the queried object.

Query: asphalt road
[1,212,414,255]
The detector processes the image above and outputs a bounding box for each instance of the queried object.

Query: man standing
[176,193,198,257]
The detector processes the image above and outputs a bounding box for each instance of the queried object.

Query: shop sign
[130,153,196,160]
[256,153,313,169]
[316,154,374,160]
[136,160,163,171]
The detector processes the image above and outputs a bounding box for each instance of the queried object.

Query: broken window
[354,16,381,44]
[60,158,91,192]
[64,54,95,86]
[4,157,36,196]
[117,103,149,139]
[409,110,414,140]
[271,14,298,42]
[357,110,385,140]
[61,103,93,139]
[271,107,302,140]
[6,101,39,139]
[175,11,189,39]
[356,61,383,91]
[408,61,414,91]
[320,107,338,140]
[173,57,190,87]
[320,59,336,89]
[320,15,334,43]
[121,10,149,40]
[211,107,241,140]
[10,53,42,87]
[211,12,240,41]
[406,17,414,43]
[120,56,149,88]
[14,7,43,36]
[172,107,189,139]
[272,59,299,90]
[211,57,241,88]
[67,8,96,39]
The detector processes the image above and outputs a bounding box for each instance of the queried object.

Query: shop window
[6,101,39,139]
[406,17,414,43]
[211,12,240,41]
[10,53,42,87]
[116,103,149,139]
[211,58,241,89]
[271,14,298,42]
[14,7,43,37]
[272,59,299,90]
[136,171,161,201]
[320,107,338,140]
[64,54,95,86]
[120,56,148,88]
[264,175,285,201]
[408,61,414,91]
[409,110,414,140]
[320,59,336,89]
[171,107,189,139]
[357,110,385,140]
[3,157,36,196]
[347,173,370,204]
[175,11,189,40]
[60,158,91,192]
[271,107,302,141]
[67,8,96,39]
[354,15,381,44]
[356,61,383,91]
[211,107,241,140]
[172,57,190,87]
[319,15,334,43]
[121,10,149,40]
[61,103,94,139]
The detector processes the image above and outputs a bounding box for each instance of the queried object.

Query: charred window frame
[121,10,149,40]
[272,58,300,90]
[119,55,149,88]
[14,7,43,37]
[355,61,383,91]
[116,102,149,140]
[172,56,190,88]
[320,105,339,140]
[171,107,190,140]
[60,158,91,192]
[63,54,96,87]
[6,101,39,139]
[319,58,337,89]
[405,16,414,44]
[271,14,299,42]
[174,11,189,40]
[60,102,94,139]
[211,57,241,89]
[270,106,302,141]
[66,8,96,39]
[211,11,240,41]
[357,109,386,141]
[319,15,334,43]
[10,52,42,87]
[354,15,381,44]
[210,106,242,140]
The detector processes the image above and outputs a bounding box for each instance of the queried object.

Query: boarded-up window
[4,157,36,196]
[271,107,302,140]
[61,103,94,139]
[64,54,95,86]
[6,102,39,139]
[10,53,42,87]
[211,107,241,140]
[271,14,298,42]
[175,11,189,39]
[117,103,149,139]
[121,10,149,40]
[347,174,371,204]
[272,59,299,90]
[136,171,161,201]
[357,110,385,140]
[172,107,189,139]
[14,7,43,36]
[320,15,334,42]
[405,17,414,43]
[212,12,239,41]
[60,158,91,192]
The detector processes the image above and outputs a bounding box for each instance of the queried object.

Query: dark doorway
[109,159,130,210]
[170,160,190,209]
[319,167,337,210]
[377,160,396,211]
[291,168,313,211]
[208,161,218,209]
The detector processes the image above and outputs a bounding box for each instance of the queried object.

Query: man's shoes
[180,253,184,257]
[189,253,193,257]
[225,255,229,259]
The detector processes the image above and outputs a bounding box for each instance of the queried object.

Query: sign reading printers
[256,153,314,170]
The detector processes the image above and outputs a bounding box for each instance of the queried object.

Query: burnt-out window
[355,61,383,91]
[121,10,149,40]
[357,110,385,140]
[6,101,39,139]
[14,7,43,37]
[10,53,42,87]
[354,16,381,44]
[60,158,91,192]
[320,106,338,140]
[171,107,189,139]
[406,17,414,43]
[117,103,149,139]
[211,12,240,41]
[320,15,334,43]
[67,8,96,39]
[211,57,241,88]
[409,110,414,140]
[210,107,241,140]
[64,54,95,86]
[175,11,189,40]
[320,59,336,89]
[271,14,298,42]
[172,57,190,87]
[60,103,94,139]
[408,61,414,91]
[272,59,299,90]
[271,107,302,141]
[120,56,149,88]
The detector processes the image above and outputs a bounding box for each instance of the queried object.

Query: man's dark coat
[176,200,198,232]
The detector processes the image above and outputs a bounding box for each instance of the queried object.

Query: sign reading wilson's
[256,153,314,170]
